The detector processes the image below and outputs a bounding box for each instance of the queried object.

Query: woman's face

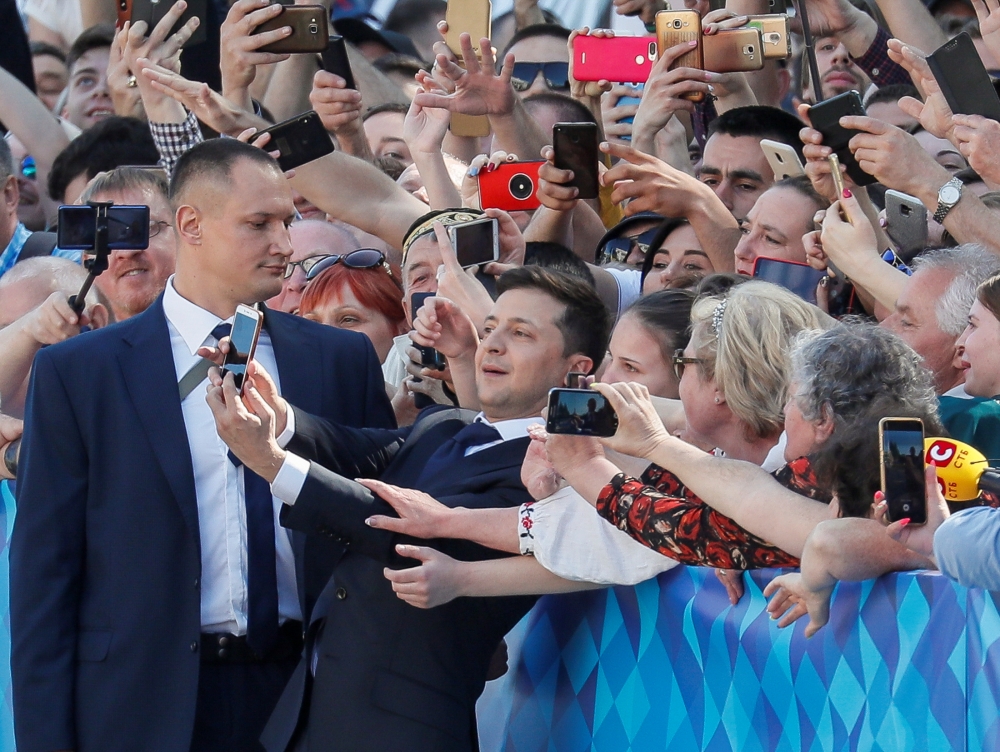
[303,282,405,364]
[601,313,680,399]
[677,340,726,446]
[641,224,713,295]
[733,187,817,276]
[958,300,1000,397]
[782,386,824,462]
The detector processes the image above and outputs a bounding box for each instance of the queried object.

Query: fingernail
[874,490,884,501]
[689,40,697,47]
[879,216,887,227]
[843,189,852,198]
[365,518,374,526]
[899,518,911,527]
[469,165,480,176]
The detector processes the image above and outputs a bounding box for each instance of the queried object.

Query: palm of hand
[452,73,514,116]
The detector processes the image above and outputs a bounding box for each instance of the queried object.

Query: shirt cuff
[276,407,296,448]
[271,452,310,505]
[518,502,536,555]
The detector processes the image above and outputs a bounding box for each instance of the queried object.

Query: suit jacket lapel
[264,307,322,417]
[117,297,200,539]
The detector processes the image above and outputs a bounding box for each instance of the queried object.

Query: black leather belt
[200,620,303,664]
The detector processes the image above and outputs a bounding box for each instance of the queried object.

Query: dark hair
[502,23,572,58]
[66,24,115,72]
[694,272,749,299]
[773,174,830,209]
[523,91,599,127]
[363,102,409,121]
[496,266,611,372]
[48,116,159,202]
[374,154,407,181]
[169,138,280,206]
[374,53,429,77]
[639,218,690,288]
[707,105,805,161]
[30,40,67,63]
[864,83,920,108]
[623,289,695,365]
[525,241,596,286]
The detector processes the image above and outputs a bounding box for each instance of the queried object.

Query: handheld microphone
[924,437,1000,503]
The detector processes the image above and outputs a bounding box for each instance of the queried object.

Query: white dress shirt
[162,278,302,634]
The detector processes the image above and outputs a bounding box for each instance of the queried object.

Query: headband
[401,209,484,261]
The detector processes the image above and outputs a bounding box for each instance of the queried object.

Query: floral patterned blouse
[595,457,831,570]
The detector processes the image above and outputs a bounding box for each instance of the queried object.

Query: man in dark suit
[10,139,395,752]
[206,265,612,752]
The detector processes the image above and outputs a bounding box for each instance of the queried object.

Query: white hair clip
[711,298,728,336]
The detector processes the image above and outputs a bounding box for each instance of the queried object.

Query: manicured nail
[899,518,911,527]
[365,518,374,526]
[879,216,887,227]
[843,189,852,198]
[874,490,884,501]
[689,40,697,47]
[469,165,480,176]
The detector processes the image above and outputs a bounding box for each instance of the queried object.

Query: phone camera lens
[309,23,319,33]
[508,173,534,201]
[902,503,911,511]
[672,18,682,28]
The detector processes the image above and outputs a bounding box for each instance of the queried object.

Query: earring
[714,397,720,404]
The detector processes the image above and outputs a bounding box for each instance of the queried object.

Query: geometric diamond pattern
[496,566,988,752]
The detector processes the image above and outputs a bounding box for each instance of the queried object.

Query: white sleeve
[270,452,310,505]
[603,267,643,318]
[524,486,678,585]
[276,407,296,449]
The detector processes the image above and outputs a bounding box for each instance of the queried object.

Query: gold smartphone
[655,10,704,101]
[829,153,846,199]
[702,28,764,73]
[748,14,791,59]
[445,0,492,61]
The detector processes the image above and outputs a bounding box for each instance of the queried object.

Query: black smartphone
[879,417,927,525]
[928,32,1000,121]
[448,217,499,269]
[752,257,827,305]
[57,205,150,251]
[546,387,618,437]
[807,91,876,186]
[130,0,208,47]
[410,292,446,371]
[258,111,334,172]
[553,122,600,200]
[221,304,263,395]
[321,35,356,90]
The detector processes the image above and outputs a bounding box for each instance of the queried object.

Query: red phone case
[572,35,658,84]
[478,161,544,212]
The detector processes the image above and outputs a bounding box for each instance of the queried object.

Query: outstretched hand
[360,477,454,539]
[763,571,833,638]
[384,544,466,608]
[413,33,516,117]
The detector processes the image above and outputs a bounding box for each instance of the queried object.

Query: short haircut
[496,265,610,373]
[30,40,67,63]
[523,91,599,127]
[502,23,572,58]
[0,136,13,183]
[363,102,409,121]
[912,244,1000,336]
[48,116,159,202]
[169,138,281,207]
[66,24,115,72]
[0,256,106,311]
[79,166,169,204]
[707,105,805,161]
[624,288,695,366]
[864,83,920,108]
[524,241,595,286]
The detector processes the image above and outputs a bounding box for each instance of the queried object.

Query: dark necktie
[213,323,279,656]
[417,421,502,487]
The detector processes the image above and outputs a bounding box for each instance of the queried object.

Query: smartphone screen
[752,257,826,304]
[546,388,619,437]
[449,218,498,268]
[57,205,150,250]
[221,307,261,392]
[553,122,600,199]
[880,418,927,524]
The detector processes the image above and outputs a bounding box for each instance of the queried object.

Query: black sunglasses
[599,228,660,266]
[672,348,704,381]
[510,62,570,92]
[290,249,390,281]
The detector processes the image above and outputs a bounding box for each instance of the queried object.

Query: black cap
[333,16,422,61]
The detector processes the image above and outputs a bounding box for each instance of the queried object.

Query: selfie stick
[792,0,827,104]
[68,201,114,315]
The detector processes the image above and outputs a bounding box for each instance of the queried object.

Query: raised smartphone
[553,122,600,200]
[321,35,355,89]
[879,417,927,525]
[884,189,928,256]
[748,14,791,59]
[546,387,619,437]
[760,139,805,180]
[572,35,658,84]
[655,10,703,101]
[253,5,328,54]
[752,256,826,304]
[808,91,876,186]
[410,292,446,371]
[448,217,499,268]
[57,205,150,251]
[130,0,208,47]
[445,0,492,61]
[478,161,544,212]
[829,152,846,199]
[927,32,1000,121]
[258,111,334,171]
[702,27,764,73]
[221,304,263,395]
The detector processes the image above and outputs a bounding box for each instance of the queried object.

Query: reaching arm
[0,65,69,198]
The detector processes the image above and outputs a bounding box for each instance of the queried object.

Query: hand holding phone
[321,35,355,89]
[546,387,619,437]
[258,111,334,171]
[221,304,263,395]
[553,122,600,200]
[448,217,499,268]
[807,91,877,186]
[478,161,544,211]
[252,5,328,54]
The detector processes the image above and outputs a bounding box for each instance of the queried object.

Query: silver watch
[933,177,963,224]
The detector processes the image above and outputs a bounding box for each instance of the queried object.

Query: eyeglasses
[510,62,570,92]
[672,348,704,381]
[599,228,660,266]
[149,220,171,238]
[285,249,390,280]
[19,156,36,181]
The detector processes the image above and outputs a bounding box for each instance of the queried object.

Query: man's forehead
[703,133,769,170]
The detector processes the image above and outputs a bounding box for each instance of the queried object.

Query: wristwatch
[933,177,964,224]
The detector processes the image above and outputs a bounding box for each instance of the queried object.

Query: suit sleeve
[358,334,397,430]
[285,407,409,478]
[9,349,87,750]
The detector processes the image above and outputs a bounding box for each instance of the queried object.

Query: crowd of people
[2,0,1000,748]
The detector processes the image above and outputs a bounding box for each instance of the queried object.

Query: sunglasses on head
[285,249,390,280]
[510,62,570,92]
[599,227,660,266]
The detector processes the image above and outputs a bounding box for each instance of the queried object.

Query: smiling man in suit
[10,138,395,752]
[206,265,611,752]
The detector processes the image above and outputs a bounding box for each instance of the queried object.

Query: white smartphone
[448,217,500,269]
[760,139,805,181]
[220,304,263,395]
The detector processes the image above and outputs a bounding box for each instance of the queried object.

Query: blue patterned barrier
[490,566,1000,752]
